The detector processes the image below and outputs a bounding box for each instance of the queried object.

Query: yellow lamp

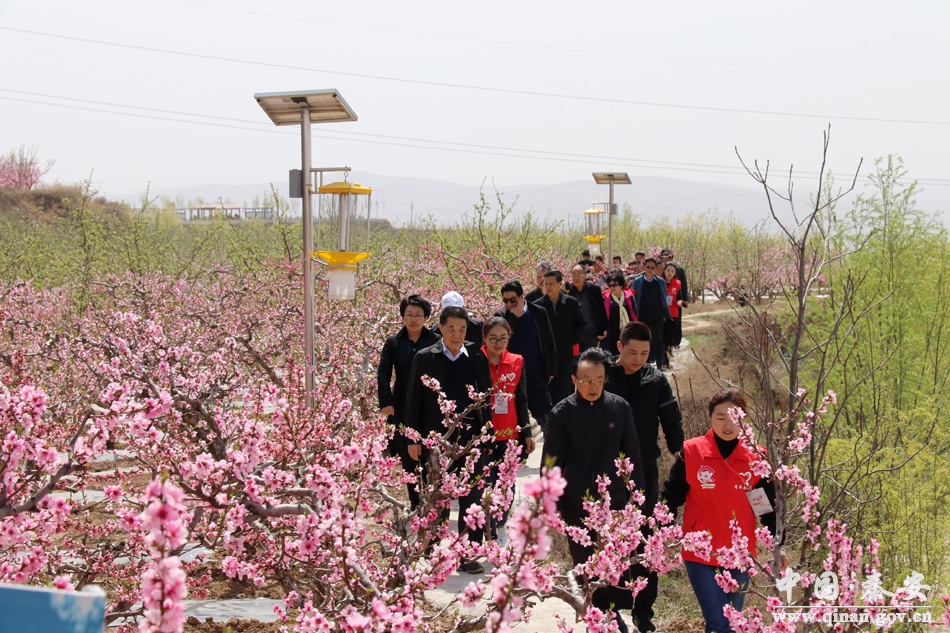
[315,180,373,300]
[583,207,606,257]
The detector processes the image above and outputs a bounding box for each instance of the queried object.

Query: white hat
[440,291,465,309]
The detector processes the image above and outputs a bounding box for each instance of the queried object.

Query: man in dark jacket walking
[495,280,556,431]
[377,294,442,509]
[605,322,685,633]
[631,259,671,367]
[568,264,608,353]
[539,270,585,405]
[543,347,645,633]
[524,261,551,304]
[405,305,493,574]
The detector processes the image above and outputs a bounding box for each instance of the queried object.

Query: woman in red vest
[661,262,682,370]
[482,317,536,545]
[662,389,781,633]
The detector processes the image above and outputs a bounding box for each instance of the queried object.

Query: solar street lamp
[592,172,631,264]
[255,89,358,408]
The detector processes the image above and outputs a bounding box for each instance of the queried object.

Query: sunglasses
[502,297,519,304]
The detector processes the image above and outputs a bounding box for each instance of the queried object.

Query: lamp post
[592,172,631,265]
[255,89,358,407]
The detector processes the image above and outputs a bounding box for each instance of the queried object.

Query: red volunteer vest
[681,429,761,566]
[665,278,682,318]
[483,348,524,441]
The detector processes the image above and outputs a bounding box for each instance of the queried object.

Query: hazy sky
[2,0,948,199]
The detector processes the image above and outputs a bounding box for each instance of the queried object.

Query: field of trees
[1,141,949,631]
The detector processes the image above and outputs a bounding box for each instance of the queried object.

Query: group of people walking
[377,254,779,633]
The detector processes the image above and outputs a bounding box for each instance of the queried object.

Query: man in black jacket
[539,270,585,405]
[495,280,556,431]
[604,322,685,633]
[405,305,493,574]
[542,347,645,633]
[377,294,441,509]
[567,264,608,353]
[524,261,551,304]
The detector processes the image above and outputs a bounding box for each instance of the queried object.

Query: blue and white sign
[0,583,105,633]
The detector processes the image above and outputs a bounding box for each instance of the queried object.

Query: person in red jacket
[481,317,536,545]
[660,263,683,370]
[662,389,783,633]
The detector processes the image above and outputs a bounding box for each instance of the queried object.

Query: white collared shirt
[442,341,469,361]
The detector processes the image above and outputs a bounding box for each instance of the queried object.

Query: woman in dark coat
[377,294,440,508]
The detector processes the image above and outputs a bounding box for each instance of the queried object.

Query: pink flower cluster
[138,478,189,633]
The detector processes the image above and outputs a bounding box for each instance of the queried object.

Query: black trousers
[551,360,576,407]
[640,317,666,366]
[666,314,683,348]
[631,461,660,622]
[579,335,600,354]
[563,510,635,612]
[524,371,553,431]
[418,441,489,547]
[387,423,421,509]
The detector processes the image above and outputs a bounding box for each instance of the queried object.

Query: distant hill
[113,172,948,228]
[0,185,129,223]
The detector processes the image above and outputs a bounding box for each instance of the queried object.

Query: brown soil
[184,616,284,632]
[193,561,285,601]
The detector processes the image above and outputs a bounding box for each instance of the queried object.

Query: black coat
[377,326,442,423]
[494,302,557,378]
[542,391,645,516]
[604,360,684,462]
[404,341,493,444]
[524,287,544,304]
[567,281,609,336]
[539,291,586,365]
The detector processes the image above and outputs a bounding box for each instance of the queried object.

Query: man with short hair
[539,270,585,405]
[495,280,556,431]
[634,251,646,264]
[605,322,685,633]
[626,260,641,286]
[543,347,645,633]
[525,262,551,304]
[568,264,608,353]
[578,249,595,268]
[378,294,442,509]
[592,255,609,286]
[631,258,671,366]
[612,254,623,271]
[406,305,493,574]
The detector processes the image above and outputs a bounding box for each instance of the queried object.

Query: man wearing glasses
[495,280,556,432]
[567,264,608,353]
[542,347,645,633]
[631,258,671,367]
